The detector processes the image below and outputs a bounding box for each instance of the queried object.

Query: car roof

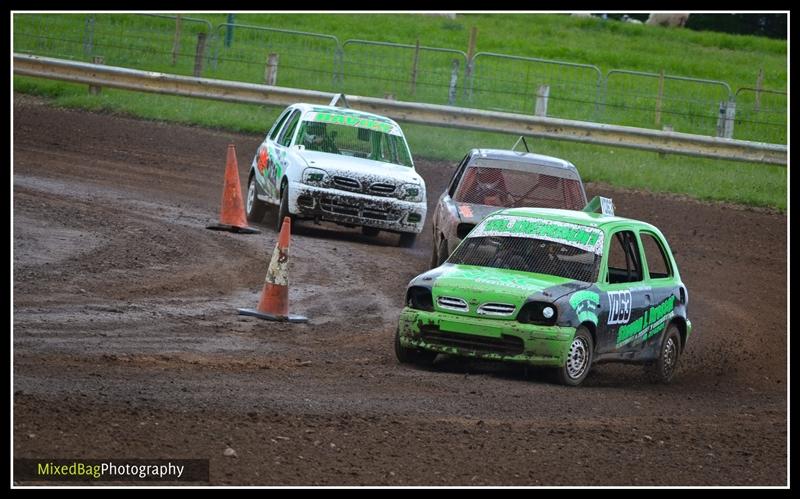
[291,103,400,127]
[492,207,663,234]
[469,148,579,173]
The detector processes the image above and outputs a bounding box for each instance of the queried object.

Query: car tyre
[395,328,437,367]
[398,232,417,248]
[276,181,294,233]
[644,323,682,384]
[436,237,449,266]
[362,226,380,237]
[555,326,594,386]
[245,174,268,223]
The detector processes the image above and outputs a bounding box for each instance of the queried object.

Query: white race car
[246,103,427,247]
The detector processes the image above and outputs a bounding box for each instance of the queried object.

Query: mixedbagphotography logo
[14,459,209,483]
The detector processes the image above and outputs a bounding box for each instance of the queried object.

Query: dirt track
[13,96,787,486]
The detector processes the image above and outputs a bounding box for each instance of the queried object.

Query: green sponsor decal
[314,112,394,134]
[569,290,600,325]
[478,216,603,254]
[616,295,676,347]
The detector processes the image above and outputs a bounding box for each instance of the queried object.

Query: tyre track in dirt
[13,96,787,485]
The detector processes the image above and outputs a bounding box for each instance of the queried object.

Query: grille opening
[369,183,396,195]
[477,302,516,316]
[420,326,524,356]
[332,176,361,191]
[437,296,468,312]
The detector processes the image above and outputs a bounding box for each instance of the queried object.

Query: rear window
[453,166,585,209]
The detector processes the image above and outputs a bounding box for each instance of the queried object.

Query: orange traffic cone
[206,144,260,234]
[238,216,308,323]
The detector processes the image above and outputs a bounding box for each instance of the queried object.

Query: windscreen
[447,215,604,282]
[447,236,600,282]
[454,166,585,209]
[297,114,413,167]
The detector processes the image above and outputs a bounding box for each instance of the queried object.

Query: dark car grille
[332,176,361,191]
[420,325,524,356]
[368,183,396,196]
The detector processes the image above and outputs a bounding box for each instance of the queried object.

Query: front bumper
[289,182,426,234]
[397,307,576,367]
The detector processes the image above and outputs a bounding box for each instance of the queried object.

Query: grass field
[12,13,788,210]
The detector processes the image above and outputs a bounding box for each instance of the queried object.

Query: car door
[267,109,302,199]
[595,229,652,356]
[635,230,681,359]
[435,152,471,242]
[255,107,293,203]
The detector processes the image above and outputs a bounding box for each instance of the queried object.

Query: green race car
[395,198,691,386]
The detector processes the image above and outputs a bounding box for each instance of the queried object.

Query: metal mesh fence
[12,14,786,145]
[208,24,340,91]
[340,40,467,105]
[454,167,585,210]
[14,14,213,76]
[468,53,603,121]
[448,235,599,283]
[602,70,732,136]
[733,87,787,144]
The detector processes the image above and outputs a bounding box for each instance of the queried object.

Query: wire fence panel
[468,53,603,121]
[15,14,94,61]
[602,70,732,137]
[733,87,787,144]
[14,14,213,77]
[208,24,340,92]
[341,40,468,105]
[13,14,786,145]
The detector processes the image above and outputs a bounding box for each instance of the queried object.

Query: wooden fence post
[193,32,207,77]
[655,69,665,126]
[171,15,182,66]
[89,56,104,95]
[264,53,279,85]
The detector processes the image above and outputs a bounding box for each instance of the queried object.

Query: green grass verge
[14,76,786,211]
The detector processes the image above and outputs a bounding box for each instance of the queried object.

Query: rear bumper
[289,182,426,234]
[397,307,576,367]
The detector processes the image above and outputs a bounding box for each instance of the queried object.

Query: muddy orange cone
[207,144,260,234]
[238,216,307,323]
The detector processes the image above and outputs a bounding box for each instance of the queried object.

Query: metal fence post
[89,56,104,95]
[193,32,207,77]
[265,53,279,85]
[535,84,550,117]
[82,15,95,56]
[448,59,459,105]
[225,14,235,48]
[724,97,736,139]
[334,45,344,90]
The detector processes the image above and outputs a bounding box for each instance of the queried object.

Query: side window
[448,154,471,197]
[278,111,301,147]
[640,232,672,279]
[606,230,643,284]
[268,109,292,141]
